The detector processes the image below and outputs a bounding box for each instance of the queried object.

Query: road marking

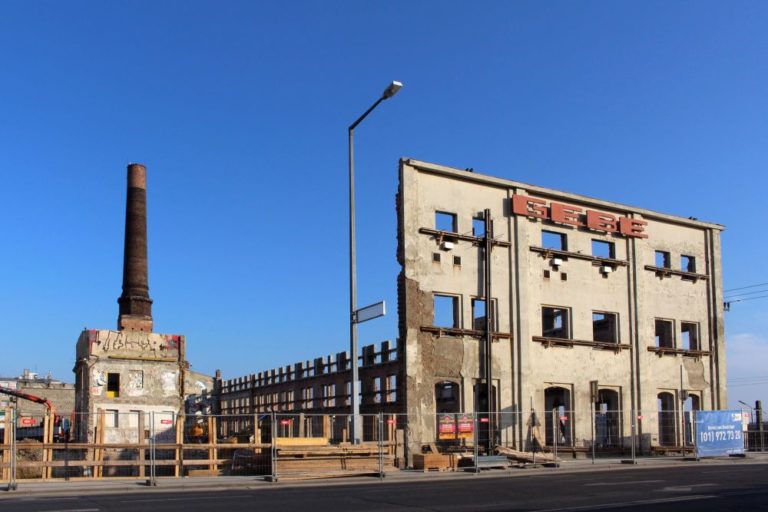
[658,483,717,492]
[120,494,253,503]
[532,494,715,511]
[38,509,99,512]
[584,479,663,486]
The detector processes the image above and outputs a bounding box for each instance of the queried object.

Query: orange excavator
[0,386,71,442]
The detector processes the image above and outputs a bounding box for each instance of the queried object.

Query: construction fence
[1,408,764,487]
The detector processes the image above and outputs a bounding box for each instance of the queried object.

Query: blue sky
[1,1,766,410]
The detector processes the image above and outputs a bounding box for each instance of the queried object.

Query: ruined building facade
[397,159,726,454]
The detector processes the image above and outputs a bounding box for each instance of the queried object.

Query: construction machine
[0,386,71,442]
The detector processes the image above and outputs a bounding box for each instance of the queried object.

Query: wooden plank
[95,409,105,478]
[137,412,145,478]
[1,407,10,481]
[208,416,217,472]
[174,415,183,477]
[276,437,329,447]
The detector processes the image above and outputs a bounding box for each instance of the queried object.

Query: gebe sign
[695,410,744,457]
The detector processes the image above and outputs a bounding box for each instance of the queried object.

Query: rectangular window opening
[592,240,615,259]
[681,255,696,273]
[434,294,460,328]
[453,255,462,266]
[542,230,567,251]
[655,319,674,348]
[106,409,119,428]
[655,250,671,269]
[542,307,570,339]
[471,298,496,331]
[436,211,457,233]
[107,373,120,398]
[373,377,382,403]
[681,322,699,351]
[593,312,618,343]
[472,217,485,237]
[387,375,397,403]
[432,253,441,263]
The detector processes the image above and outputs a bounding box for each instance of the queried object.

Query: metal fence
[1,407,763,488]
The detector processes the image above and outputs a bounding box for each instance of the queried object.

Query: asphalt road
[2,464,768,512]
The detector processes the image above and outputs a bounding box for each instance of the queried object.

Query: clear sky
[1,1,766,411]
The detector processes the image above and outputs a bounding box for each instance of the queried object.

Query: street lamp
[348,80,403,443]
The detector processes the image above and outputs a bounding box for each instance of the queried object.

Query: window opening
[106,409,119,428]
[655,250,671,268]
[542,307,569,339]
[453,255,461,266]
[657,392,676,446]
[681,322,699,351]
[592,240,615,259]
[655,319,674,348]
[592,312,618,343]
[595,389,621,447]
[373,377,382,403]
[436,211,457,233]
[432,253,441,263]
[433,294,460,328]
[472,298,495,331]
[387,375,397,403]
[323,384,335,408]
[302,387,314,409]
[683,394,701,446]
[681,255,696,273]
[544,387,572,446]
[107,373,120,398]
[543,270,551,279]
[542,230,567,251]
[472,216,486,237]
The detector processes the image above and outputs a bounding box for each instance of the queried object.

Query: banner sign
[695,410,744,457]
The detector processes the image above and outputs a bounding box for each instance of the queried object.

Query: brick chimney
[117,163,153,332]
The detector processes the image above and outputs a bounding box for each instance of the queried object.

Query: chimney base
[118,315,154,332]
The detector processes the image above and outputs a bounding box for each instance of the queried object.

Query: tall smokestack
[117,163,153,332]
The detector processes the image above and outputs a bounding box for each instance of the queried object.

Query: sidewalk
[3,452,767,498]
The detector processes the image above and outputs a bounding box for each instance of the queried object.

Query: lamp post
[348,80,403,444]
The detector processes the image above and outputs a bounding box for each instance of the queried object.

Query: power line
[724,288,768,300]
[724,281,768,293]
[728,294,768,304]
[729,380,768,387]
[724,294,768,311]
[729,375,768,382]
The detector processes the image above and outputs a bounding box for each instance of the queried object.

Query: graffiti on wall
[88,330,182,359]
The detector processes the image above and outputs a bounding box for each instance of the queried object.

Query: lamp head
[382,80,403,99]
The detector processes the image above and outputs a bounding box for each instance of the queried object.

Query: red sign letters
[512,194,648,238]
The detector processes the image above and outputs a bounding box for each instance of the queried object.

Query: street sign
[695,410,744,457]
[353,301,386,324]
